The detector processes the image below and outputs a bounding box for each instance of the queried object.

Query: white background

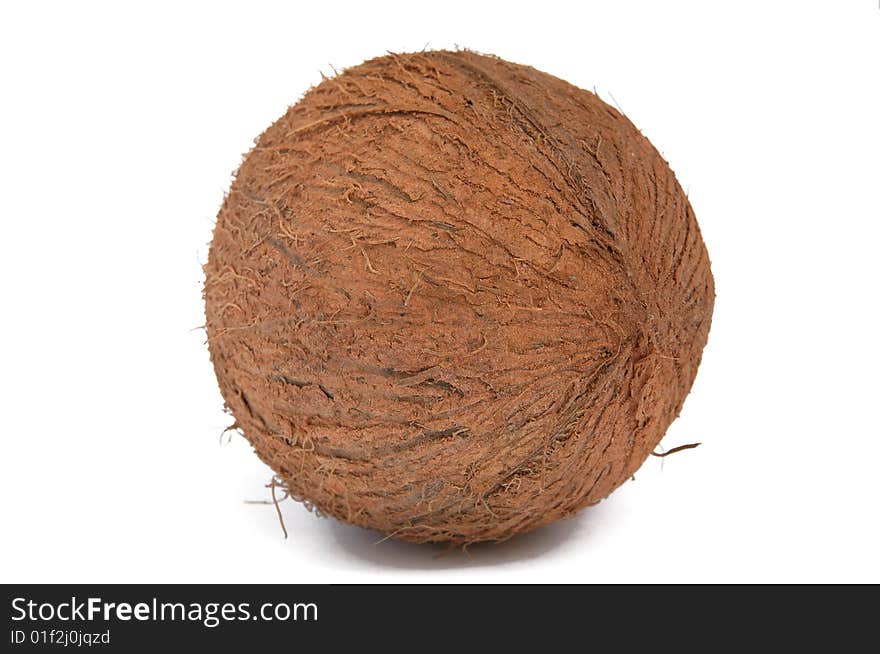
[1,1,878,583]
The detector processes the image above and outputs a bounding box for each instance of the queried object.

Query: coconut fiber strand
[204,50,714,544]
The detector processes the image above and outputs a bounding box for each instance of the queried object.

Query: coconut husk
[204,50,714,544]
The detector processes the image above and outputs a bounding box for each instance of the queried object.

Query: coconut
[204,50,714,544]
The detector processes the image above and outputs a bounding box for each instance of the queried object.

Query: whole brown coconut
[205,50,714,544]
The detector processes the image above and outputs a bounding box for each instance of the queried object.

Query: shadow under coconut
[325,508,600,570]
